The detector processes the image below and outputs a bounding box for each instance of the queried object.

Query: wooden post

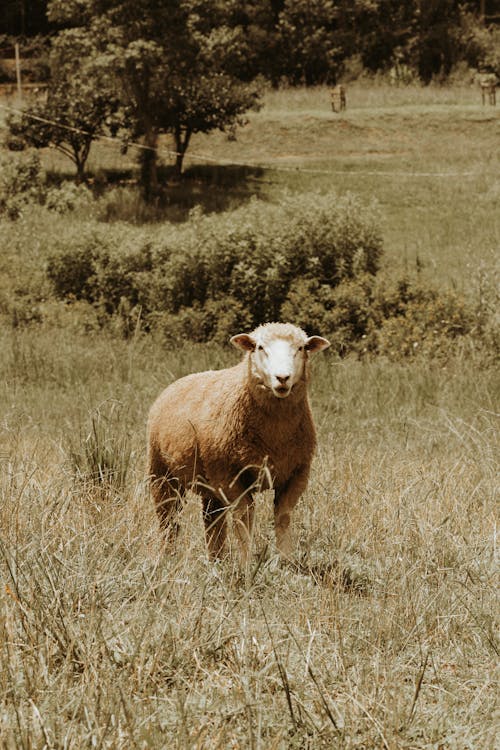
[15,43,22,99]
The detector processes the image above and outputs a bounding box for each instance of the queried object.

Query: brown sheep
[147,322,330,560]
[331,84,346,112]
[477,73,497,106]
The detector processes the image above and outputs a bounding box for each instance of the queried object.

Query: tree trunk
[173,125,192,178]
[75,158,86,184]
[140,124,159,202]
[74,139,91,184]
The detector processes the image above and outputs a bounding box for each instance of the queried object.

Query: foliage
[154,297,254,345]
[2,2,499,88]
[0,34,51,81]
[0,3,50,36]
[413,0,462,83]
[357,0,418,74]
[0,151,93,218]
[281,274,483,360]
[0,150,45,219]
[277,0,348,85]
[41,189,495,361]
[45,190,383,331]
[46,0,261,198]
[44,181,93,213]
[7,31,120,181]
[458,11,500,76]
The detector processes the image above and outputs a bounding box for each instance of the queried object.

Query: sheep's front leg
[233,495,255,565]
[274,465,310,558]
[202,494,228,559]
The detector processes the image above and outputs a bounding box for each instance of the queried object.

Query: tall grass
[0,86,498,747]
[0,326,498,747]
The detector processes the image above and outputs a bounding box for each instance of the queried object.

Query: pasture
[0,84,499,748]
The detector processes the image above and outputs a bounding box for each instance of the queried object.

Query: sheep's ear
[230,333,256,352]
[305,336,330,354]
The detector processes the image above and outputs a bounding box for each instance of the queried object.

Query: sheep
[330,84,346,112]
[477,73,497,106]
[147,322,330,561]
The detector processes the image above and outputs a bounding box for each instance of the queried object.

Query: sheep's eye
[298,346,304,352]
[258,345,264,352]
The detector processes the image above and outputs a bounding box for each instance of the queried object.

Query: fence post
[15,43,22,99]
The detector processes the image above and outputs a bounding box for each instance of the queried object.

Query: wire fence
[0,98,488,180]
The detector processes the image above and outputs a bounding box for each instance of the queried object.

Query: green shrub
[0,154,93,219]
[46,190,383,325]
[0,151,45,219]
[280,273,478,360]
[42,191,494,360]
[458,13,500,76]
[46,227,153,311]
[153,296,254,345]
[45,182,93,214]
[47,244,100,302]
[371,286,474,360]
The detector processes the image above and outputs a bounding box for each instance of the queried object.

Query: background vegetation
[2,1,499,83]
[2,1,500,194]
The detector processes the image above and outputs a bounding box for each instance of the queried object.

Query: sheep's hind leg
[150,471,183,542]
[202,494,228,559]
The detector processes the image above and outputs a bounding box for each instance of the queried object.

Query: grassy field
[190,84,499,289]
[0,84,499,748]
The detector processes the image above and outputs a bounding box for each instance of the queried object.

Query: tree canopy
[7,29,119,181]
[42,0,260,196]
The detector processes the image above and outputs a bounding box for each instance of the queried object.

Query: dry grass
[0,329,498,748]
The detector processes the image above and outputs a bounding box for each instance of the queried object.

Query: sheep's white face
[231,324,330,399]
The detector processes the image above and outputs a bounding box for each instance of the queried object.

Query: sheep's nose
[276,375,290,384]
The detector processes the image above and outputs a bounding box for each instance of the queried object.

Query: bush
[0,154,93,219]
[458,13,500,77]
[45,182,93,214]
[280,273,479,360]
[0,151,45,219]
[46,191,383,329]
[153,297,254,345]
[42,191,495,360]
[371,285,473,360]
[47,244,100,302]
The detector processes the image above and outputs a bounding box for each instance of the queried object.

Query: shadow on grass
[290,559,372,595]
[45,163,266,224]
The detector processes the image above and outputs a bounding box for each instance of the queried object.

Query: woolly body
[147,323,330,558]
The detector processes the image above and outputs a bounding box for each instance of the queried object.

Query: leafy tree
[0,0,49,36]
[357,0,418,73]
[223,0,285,85]
[415,0,462,82]
[48,0,261,199]
[277,0,338,84]
[7,30,119,181]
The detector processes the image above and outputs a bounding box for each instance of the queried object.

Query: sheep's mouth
[274,386,291,398]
